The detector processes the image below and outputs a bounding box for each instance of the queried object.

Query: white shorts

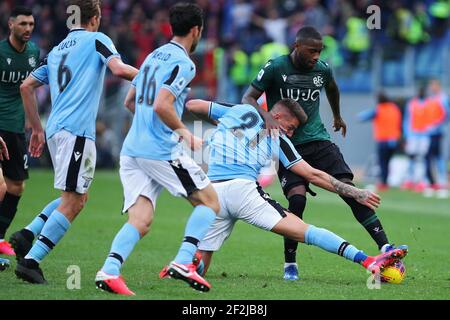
[47,130,96,194]
[198,179,286,251]
[120,155,210,212]
[405,136,430,156]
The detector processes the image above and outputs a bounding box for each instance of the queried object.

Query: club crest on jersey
[82,175,93,188]
[6,58,12,65]
[281,177,287,188]
[313,75,323,87]
[282,74,287,82]
[28,56,36,68]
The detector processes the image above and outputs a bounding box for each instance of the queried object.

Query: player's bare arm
[20,76,45,158]
[242,85,280,136]
[124,86,136,114]
[0,137,9,161]
[290,160,380,210]
[107,57,138,81]
[154,88,203,151]
[186,99,219,125]
[325,78,347,137]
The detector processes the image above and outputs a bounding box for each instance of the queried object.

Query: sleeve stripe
[95,39,114,60]
[215,101,235,108]
[164,65,180,86]
[208,102,213,118]
[285,158,303,170]
[280,137,299,162]
[30,72,47,84]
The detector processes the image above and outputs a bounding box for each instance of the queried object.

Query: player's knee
[129,215,153,237]
[287,194,307,218]
[286,185,306,198]
[60,193,86,218]
[6,180,25,196]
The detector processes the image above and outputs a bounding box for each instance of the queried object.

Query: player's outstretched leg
[0,257,10,271]
[303,225,408,274]
[10,198,62,261]
[273,214,408,276]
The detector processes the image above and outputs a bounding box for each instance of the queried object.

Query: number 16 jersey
[31,29,120,141]
[121,41,196,161]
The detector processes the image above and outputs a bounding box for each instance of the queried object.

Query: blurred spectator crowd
[0,0,449,168]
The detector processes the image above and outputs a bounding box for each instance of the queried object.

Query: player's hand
[262,112,280,139]
[0,137,9,161]
[29,130,45,158]
[355,189,381,210]
[180,130,203,151]
[189,134,204,151]
[333,117,347,137]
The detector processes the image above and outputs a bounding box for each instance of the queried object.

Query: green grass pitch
[0,169,449,300]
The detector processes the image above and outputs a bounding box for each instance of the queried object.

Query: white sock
[284,262,297,268]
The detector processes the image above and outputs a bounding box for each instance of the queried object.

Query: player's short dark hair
[169,2,203,37]
[65,0,101,25]
[275,98,308,125]
[10,6,33,18]
[296,26,322,43]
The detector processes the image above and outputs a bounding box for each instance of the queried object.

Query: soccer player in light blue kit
[11,0,138,284]
[183,98,408,278]
[95,3,219,295]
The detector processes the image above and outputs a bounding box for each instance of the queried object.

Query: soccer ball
[380,261,406,284]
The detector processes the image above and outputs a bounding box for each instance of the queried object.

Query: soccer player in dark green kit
[243,26,396,280]
[0,7,39,256]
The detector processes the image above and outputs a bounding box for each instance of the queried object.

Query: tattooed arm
[290,160,381,210]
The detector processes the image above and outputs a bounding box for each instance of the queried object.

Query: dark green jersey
[0,38,40,133]
[251,55,333,145]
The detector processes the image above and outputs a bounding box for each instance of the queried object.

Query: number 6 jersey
[31,29,120,141]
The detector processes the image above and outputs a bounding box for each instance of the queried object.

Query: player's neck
[171,37,191,55]
[8,34,26,53]
[289,52,309,71]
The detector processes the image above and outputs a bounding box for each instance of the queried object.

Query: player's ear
[8,17,14,31]
[192,25,201,37]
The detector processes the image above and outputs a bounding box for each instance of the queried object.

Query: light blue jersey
[207,102,303,181]
[121,41,196,160]
[31,29,120,140]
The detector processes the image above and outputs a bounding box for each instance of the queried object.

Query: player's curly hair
[65,0,101,25]
[275,98,308,125]
[169,2,203,37]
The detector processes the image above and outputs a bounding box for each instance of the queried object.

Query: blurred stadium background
[1,0,449,182]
